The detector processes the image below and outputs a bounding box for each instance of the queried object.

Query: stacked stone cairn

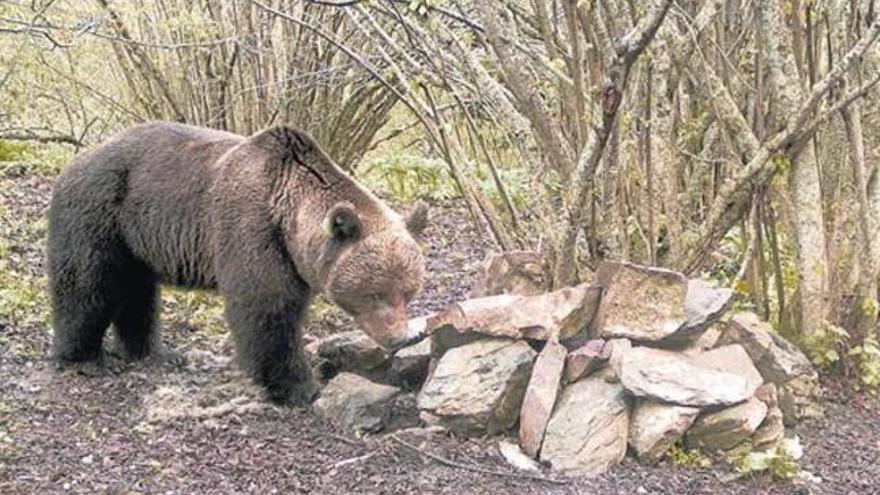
[309,251,823,476]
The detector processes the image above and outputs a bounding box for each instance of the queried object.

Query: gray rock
[594,262,689,341]
[317,330,389,373]
[619,347,761,406]
[754,383,779,408]
[677,279,735,339]
[418,339,536,435]
[498,440,541,471]
[717,313,822,425]
[679,325,724,356]
[519,339,567,457]
[471,251,547,297]
[629,400,700,464]
[427,283,602,348]
[540,376,629,475]
[315,373,401,433]
[606,338,633,382]
[778,374,824,426]
[719,312,816,383]
[686,397,768,452]
[563,339,609,383]
[691,345,764,393]
[389,327,432,388]
[751,406,785,452]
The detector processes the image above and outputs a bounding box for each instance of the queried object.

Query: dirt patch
[1,171,878,494]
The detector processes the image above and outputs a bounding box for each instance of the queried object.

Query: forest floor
[1,169,878,495]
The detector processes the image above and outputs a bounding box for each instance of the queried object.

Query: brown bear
[47,122,427,404]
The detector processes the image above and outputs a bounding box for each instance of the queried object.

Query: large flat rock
[619,346,762,406]
[428,283,601,348]
[691,344,764,392]
[519,339,566,457]
[540,376,629,475]
[594,262,689,341]
[417,339,536,435]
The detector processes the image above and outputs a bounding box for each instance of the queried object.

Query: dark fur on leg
[49,243,122,363]
[226,297,317,405]
[111,260,160,360]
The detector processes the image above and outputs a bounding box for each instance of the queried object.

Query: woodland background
[2,0,880,389]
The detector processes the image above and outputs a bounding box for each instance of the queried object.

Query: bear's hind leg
[50,264,118,363]
[226,298,316,405]
[110,262,160,361]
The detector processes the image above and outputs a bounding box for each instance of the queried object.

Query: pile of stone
[310,252,823,476]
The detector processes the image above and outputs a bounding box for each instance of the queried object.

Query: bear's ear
[405,201,429,239]
[323,202,362,243]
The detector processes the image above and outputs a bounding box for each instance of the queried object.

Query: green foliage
[0,270,48,330]
[806,322,849,371]
[0,143,70,177]
[359,153,458,202]
[678,107,710,149]
[771,154,793,174]
[0,425,18,460]
[0,141,31,162]
[799,308,880,391]
[477,166,530,211]
[732,437,803,481]
[847,337,880,390]
[407,0,438,17]
[360,151,532,215]
[305,294,344,323]
[667,442,712,468]
[161,289,226,334]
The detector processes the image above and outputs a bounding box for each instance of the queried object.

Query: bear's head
[249,125,428,350]
[320,201,427,349]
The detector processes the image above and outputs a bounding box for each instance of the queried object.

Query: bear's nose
[385,316,427,350]
[354,304,411,350]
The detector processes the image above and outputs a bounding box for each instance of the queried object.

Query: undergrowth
[357,151,529,210]
[731,437,803,481]
[667,442,712,469]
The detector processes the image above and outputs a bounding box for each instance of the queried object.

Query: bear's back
[117,123,245,287]
[52,122,247,289]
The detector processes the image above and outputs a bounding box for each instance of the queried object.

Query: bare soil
[1,169,878,495]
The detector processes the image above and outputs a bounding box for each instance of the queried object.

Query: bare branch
[617,0,675,63]
[0,128,83,146]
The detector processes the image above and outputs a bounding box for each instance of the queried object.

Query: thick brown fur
[48,122,426,404]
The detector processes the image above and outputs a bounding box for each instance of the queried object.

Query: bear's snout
[354,302,420,350]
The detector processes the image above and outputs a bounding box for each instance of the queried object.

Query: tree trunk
[760,0,829,338]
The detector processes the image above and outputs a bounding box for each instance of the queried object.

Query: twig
[389,434,568,485]
[330,433,361,446]
[327,452,376,471]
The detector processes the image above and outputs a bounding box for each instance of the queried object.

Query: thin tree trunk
[759,0,829,338]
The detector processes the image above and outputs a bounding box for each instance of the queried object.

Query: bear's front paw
[264,378,319,407]
[291,379,320,406]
